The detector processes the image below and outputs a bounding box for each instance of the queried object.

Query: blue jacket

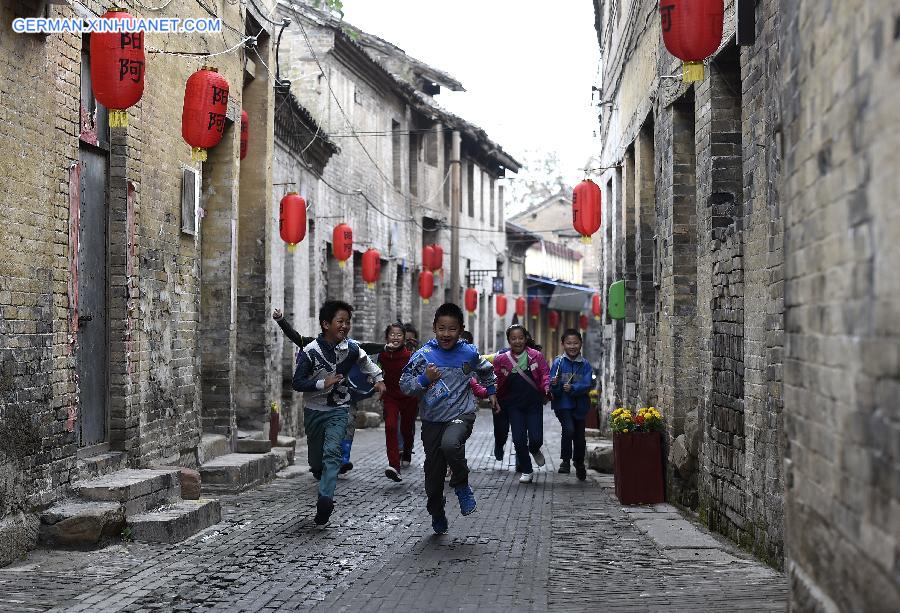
[549,354,593,417]
[399,339,497,422]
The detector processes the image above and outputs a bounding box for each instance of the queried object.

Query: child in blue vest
[292,300,385,525]
[400,303,498,535]
[549,328,594,481]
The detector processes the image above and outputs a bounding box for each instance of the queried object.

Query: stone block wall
[780,0,900,609]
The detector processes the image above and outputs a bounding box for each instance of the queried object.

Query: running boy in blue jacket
[549,328,594,481]
[400,303,499,534]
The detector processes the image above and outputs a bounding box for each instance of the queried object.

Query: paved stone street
[0,410,787,612]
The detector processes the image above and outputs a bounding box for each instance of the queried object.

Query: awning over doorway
[525,275,596,312]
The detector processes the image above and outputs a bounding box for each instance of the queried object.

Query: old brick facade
[0,0,277,565]
[593,0,899,608]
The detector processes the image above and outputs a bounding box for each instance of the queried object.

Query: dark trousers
[421,413,476,516]
[492,405,509,450]
[507,402,544,473]
[554,409,586,464]
[384,396,418,468]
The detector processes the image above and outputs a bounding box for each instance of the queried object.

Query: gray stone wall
[779,0,900,609]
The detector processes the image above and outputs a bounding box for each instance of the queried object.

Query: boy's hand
[373,381,386,398]
[323,373,343,388]
[563,383,573,393]
[489,395,500,414]
[425,363,442,382]
[272,309,283,321]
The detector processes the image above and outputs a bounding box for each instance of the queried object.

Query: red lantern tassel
[191,147,207,162]
[287,243,296,253]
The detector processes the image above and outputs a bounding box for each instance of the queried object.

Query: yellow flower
[622,429,629,433]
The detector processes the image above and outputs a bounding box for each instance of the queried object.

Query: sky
[340,0,601,199]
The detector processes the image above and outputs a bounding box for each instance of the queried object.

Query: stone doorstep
[75,452,126,482]
[198,433,231,464]
[38,501,125,548]
[270,446,295,470]
[235,438,272,454]
[74,469,182,515]
[127,499,222,544]
[274,435,297,449]
[198,452,279,494]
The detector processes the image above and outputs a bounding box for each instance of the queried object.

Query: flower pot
[613,431,664,505]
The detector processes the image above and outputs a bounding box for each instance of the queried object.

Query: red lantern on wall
[465,287,478,315]
[361,249,381,289]
[573,179,602,243]
[332,223,352,268]
[579,314,590,331]
[548,310,561,331]
[431,244,444,272]
[495,293,508,317]
[279,192,306,252]
[528,297,541,320]
[239,109,249,160]
[592,293,602,320]
[182,66,230,161]
[419,269,434,304]
[422,245,435,271]
[660,0,725,82]
[90,9,145,128]
[515,296,526,318]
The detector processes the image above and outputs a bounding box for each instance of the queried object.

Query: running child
[492,324,550,483]
[292,300,385,525]
[399,303,498,534]
[274,309,385,474]
[377,322,418,481]
[549,329,594,481]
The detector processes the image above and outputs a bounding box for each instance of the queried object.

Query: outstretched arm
[273,310,310,348]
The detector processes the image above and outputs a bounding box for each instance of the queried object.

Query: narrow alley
[0,412,786,612]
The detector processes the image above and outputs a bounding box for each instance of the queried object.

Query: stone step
[127,499,222,544]
[199,453,278,494]
[76,452,126,482]
[274,435,297,449]
[235,438,272,454]
[74,468,181,515]
[39,501,125,548]
[270,446,294,471]
[199,433,231,464]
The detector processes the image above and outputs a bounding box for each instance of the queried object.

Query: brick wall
[593,0,786,566]
[0,0,267,565]
[780,1,900,609]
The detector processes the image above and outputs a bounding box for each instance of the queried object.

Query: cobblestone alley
[0,410,787,612]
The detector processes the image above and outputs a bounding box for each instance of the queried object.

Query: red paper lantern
[515,296,526,318]
[579,314,590,331]
[239,109,249,160]
[279,192,306,251]
[592,293,602,320]
[495,293,508,317]
[660,0,724,82]
[419,270,434,304]
[332,223,352,268]
[548,310,560,331]
[182,66,230,161]
[528,297,541,320]
[90,9,145,128]
[422,245,435,271]
[465,287,478,315]
[431,244,444,271]
[573,179,602,243]
[361,248,381,289]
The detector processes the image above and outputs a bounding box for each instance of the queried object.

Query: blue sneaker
[431,514,449,534]
[455,485,476,516]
